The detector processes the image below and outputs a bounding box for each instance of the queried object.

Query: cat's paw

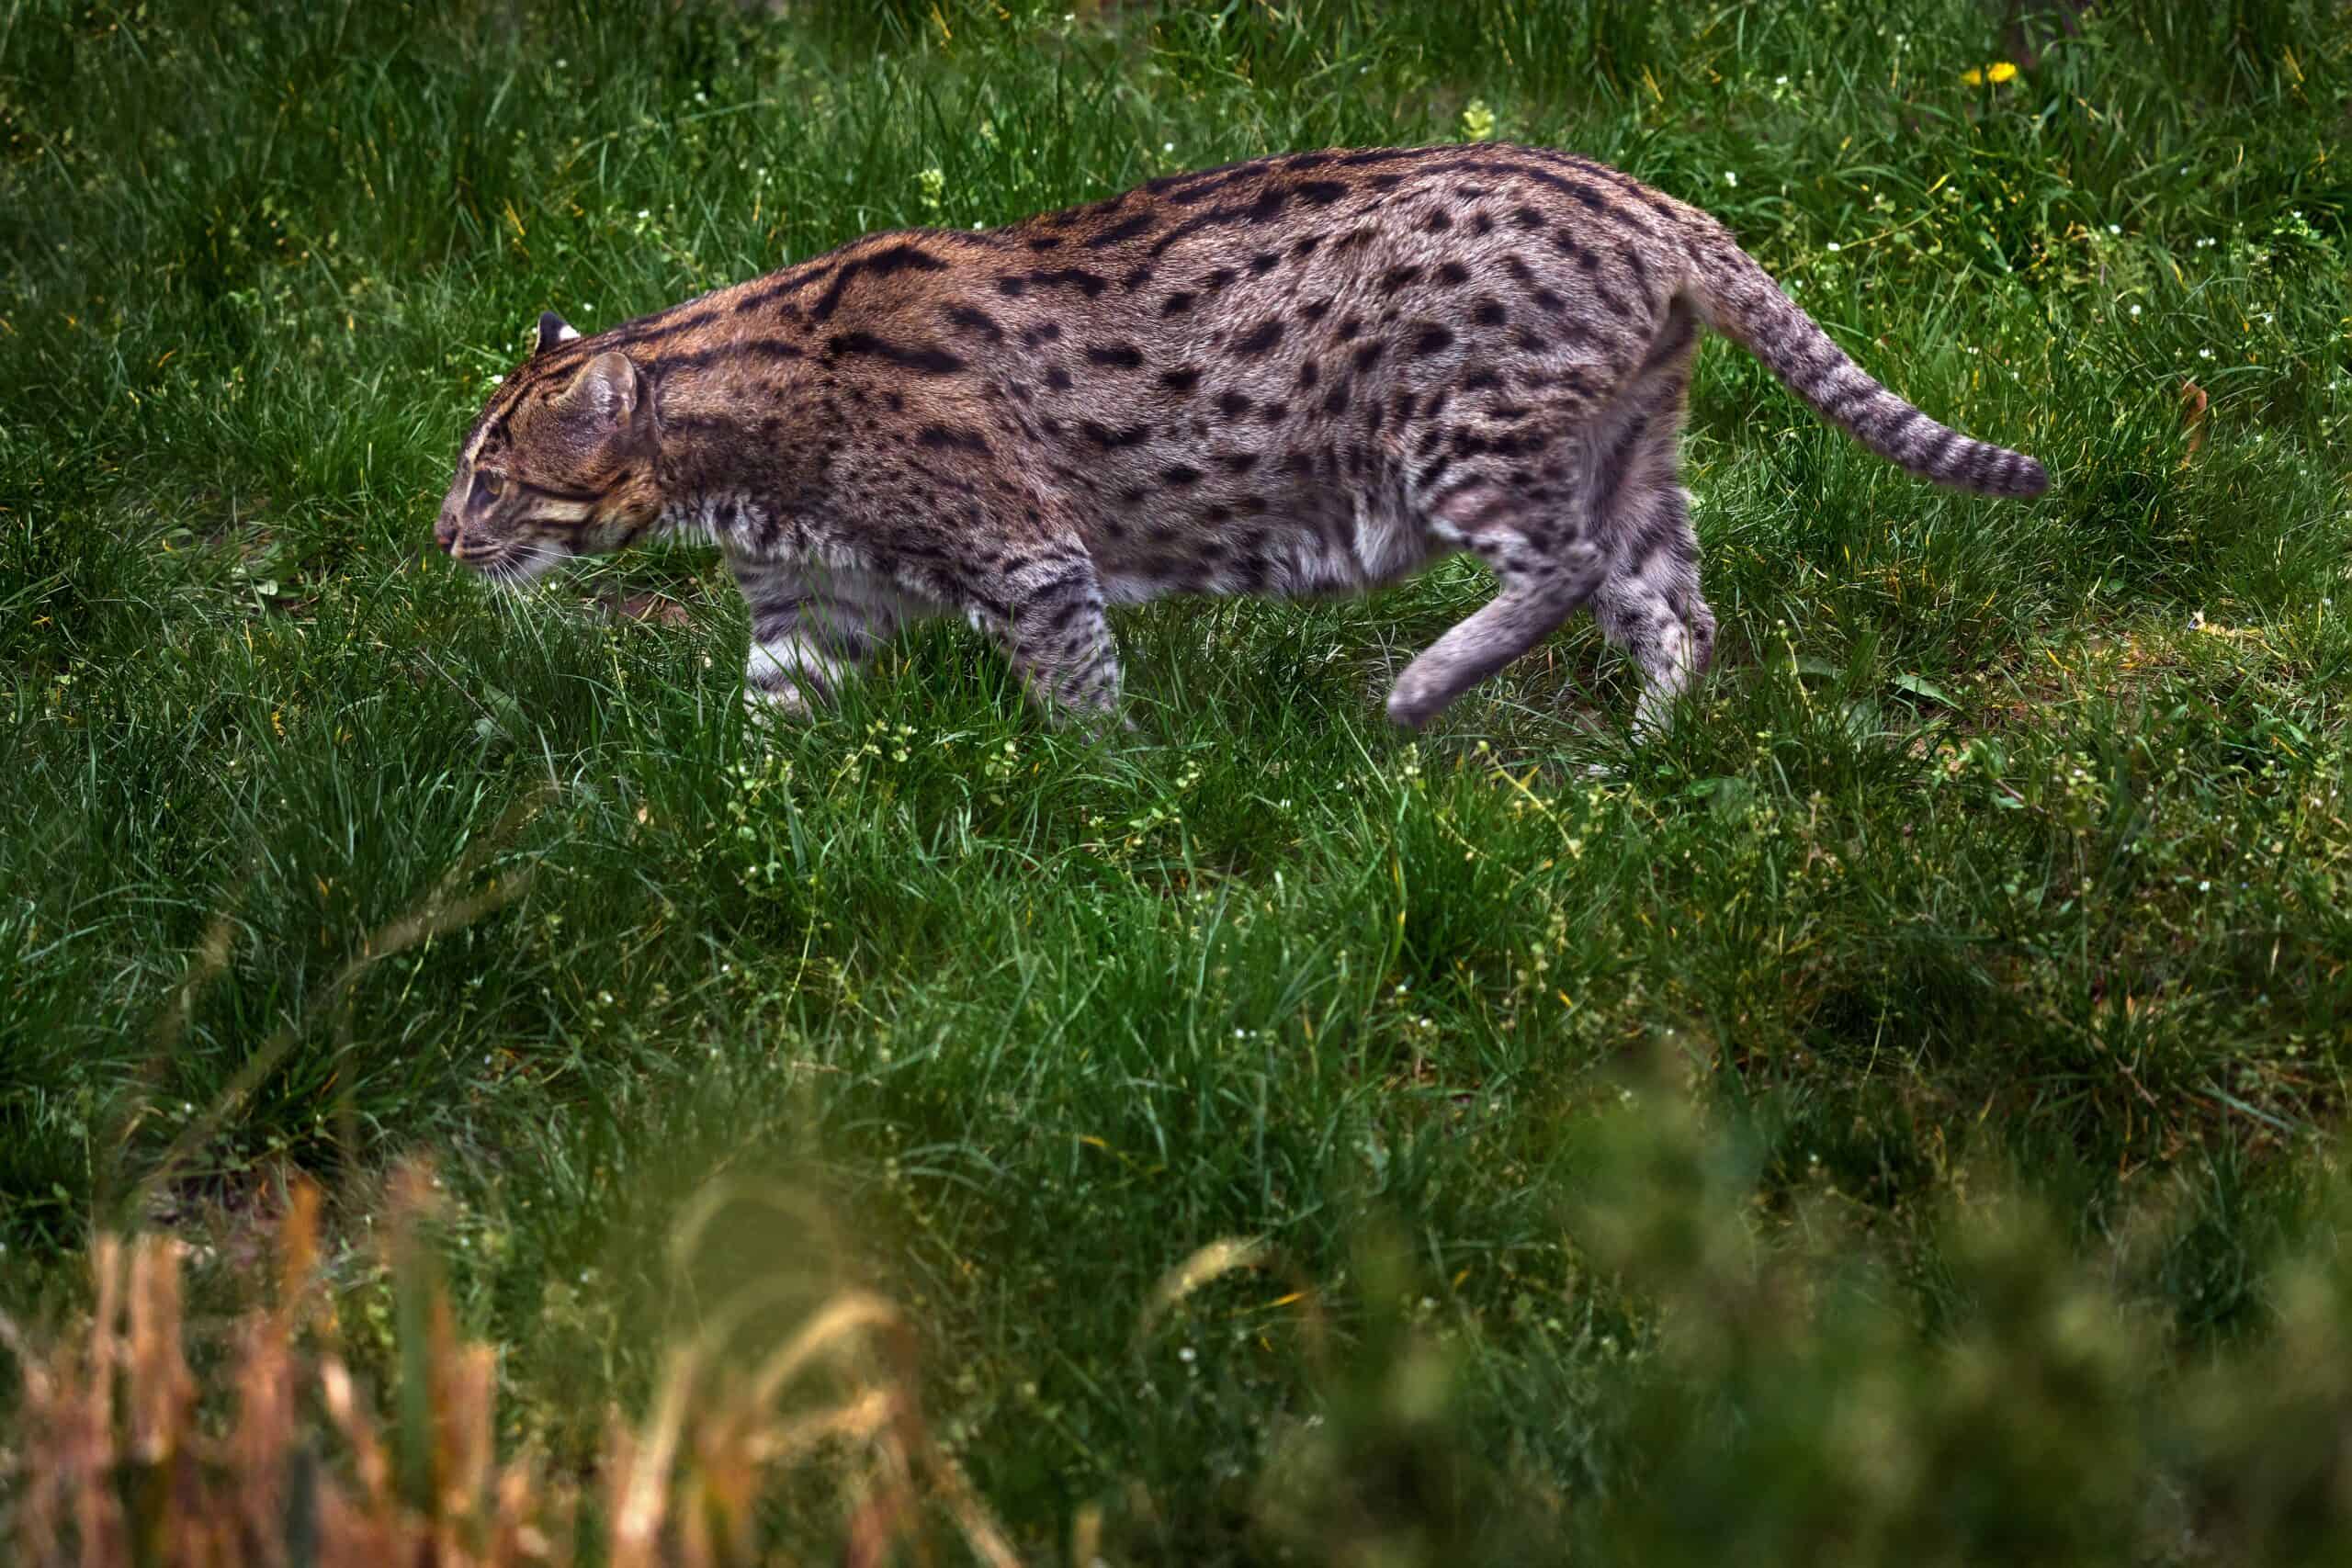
[741,683,811,744]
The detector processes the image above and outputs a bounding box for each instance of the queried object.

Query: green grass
[5,0,2352,1560]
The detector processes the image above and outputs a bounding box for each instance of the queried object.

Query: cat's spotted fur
[435,144,2048,733]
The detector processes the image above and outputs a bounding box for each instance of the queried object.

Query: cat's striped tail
[1683,231,2050,499]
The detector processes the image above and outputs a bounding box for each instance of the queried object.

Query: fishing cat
[435,144,2047,734]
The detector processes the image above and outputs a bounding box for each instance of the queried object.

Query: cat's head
[435,312,664,581]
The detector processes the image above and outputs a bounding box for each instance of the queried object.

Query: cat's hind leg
[1590,483,1714,739]
[1586,308,1715,739]
[1385,478,1605,730]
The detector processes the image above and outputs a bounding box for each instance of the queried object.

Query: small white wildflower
[1825,240,1840,253]
[1775,74,1790,85]
[1178,1347,1196,1363]
[2129,303,2142,318]
[1163,141,1175,153]
[1724,170,1738,187]
[487,374,503,385]
[637,209,650,220]
[2199,347,2213,359]
[2108,223,2121,235]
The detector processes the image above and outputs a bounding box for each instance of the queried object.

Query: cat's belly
[1090,479,1434,604]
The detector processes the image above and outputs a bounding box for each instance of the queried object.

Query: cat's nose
[435,510,459,552]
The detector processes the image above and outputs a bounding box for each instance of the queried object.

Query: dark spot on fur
[943,304,1003,341]
[825,332,966,374]
[917,423,989,453]
[1080,421,1152,450]
[1086,212,1158,247]
[999,267,1109,299]
[809,243,949,321]
[1234,319,1285,355]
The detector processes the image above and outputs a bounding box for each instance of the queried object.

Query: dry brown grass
[0,1167,1022,1567]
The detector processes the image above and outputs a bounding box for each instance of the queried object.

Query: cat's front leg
[730,556,922,724]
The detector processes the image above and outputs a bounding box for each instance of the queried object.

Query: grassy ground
[5,0,2352,1560]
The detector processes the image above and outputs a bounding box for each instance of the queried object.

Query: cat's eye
[470,471,506,509]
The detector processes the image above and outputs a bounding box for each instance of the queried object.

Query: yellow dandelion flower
[1960,61,2019,86]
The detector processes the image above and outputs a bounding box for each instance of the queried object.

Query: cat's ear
[536,310,582,354]
[556,350,645,428]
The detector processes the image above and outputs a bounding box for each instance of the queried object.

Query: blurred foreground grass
[17,1071,2352,1563]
